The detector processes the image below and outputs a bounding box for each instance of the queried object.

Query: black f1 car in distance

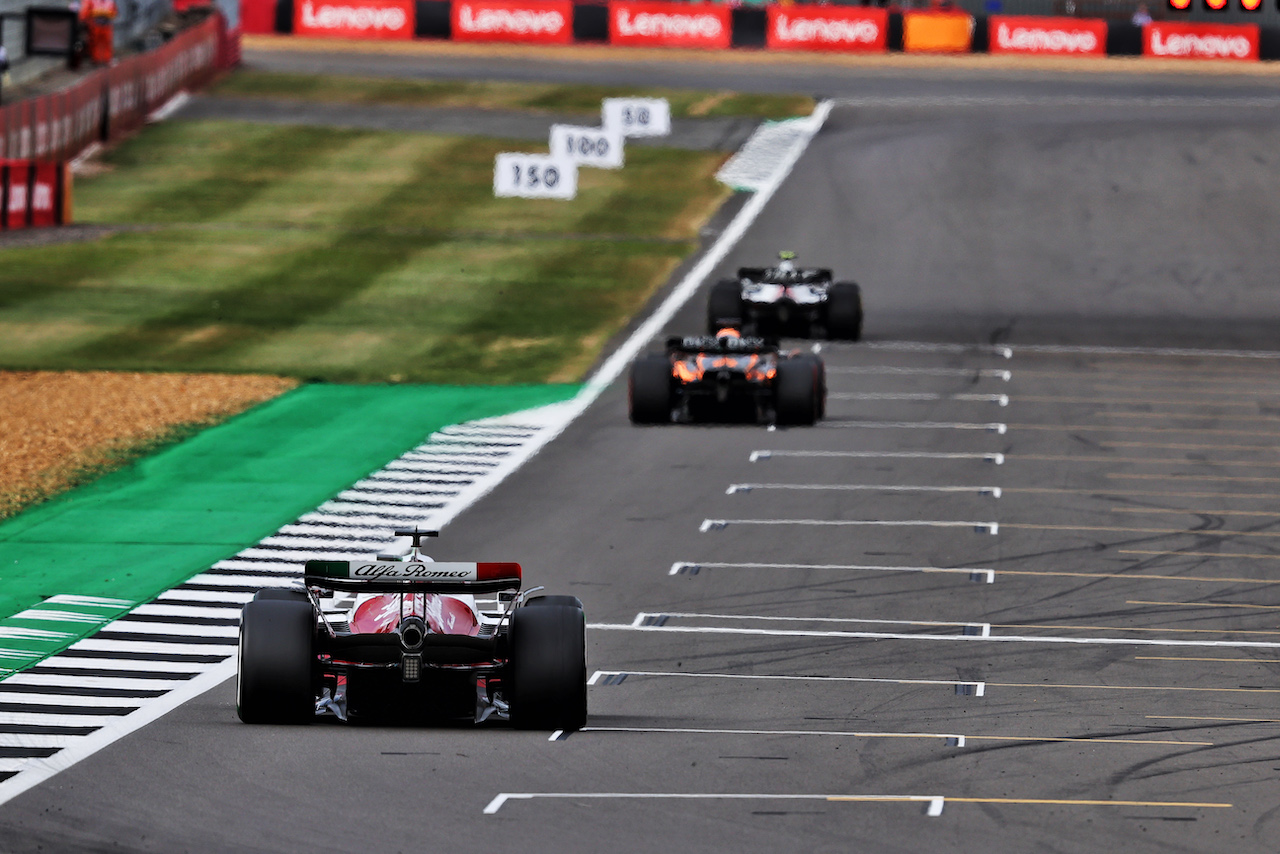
[629,329,826,425]
[236,530,587,730]
[707,251,863,340]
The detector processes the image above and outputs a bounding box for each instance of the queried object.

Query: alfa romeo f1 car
[236,531,587,730]
[629,329,826,425]
[707,251,863,340]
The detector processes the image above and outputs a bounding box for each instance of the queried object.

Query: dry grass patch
[0,371,298,520]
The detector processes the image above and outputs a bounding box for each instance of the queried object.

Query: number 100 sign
[494,153,578,200]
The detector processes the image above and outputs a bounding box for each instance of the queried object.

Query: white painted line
[0,734,82,749]
[68,638,235,656]
[0,673,187,691]
[0,661,236,808]
[587,623,1280,651]
[750,450,1004,464]
[43,596,132,609]
[700,519,999,534]
[820,421,1008,434]
[573,725,969,743]
[727,484,1001,497]
[1011,343,1280,360]
[634,612,992,635]
[128,604,242,619]
[98,621,238,639]
[827,367,1011,381]
[483,792,945,816]
[0,693,151,708]
[858,342,1013,358]
[146,90,190,123]
[44,657,203,674]
[152,590,256,605]
[9,610,107,625]
[0,627,73,641]
[830,393,1009,406]
[0,712,119,728]
[668,561,994,583]
[587,669,985,693]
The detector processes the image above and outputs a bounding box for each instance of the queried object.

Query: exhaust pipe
[399,616,426,651]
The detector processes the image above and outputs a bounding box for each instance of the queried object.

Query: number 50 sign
[494,153,578,200]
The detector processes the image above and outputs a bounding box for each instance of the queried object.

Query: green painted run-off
[0,383,577,673]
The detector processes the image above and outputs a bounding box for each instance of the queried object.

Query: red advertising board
[452,0,573,44]
[766,6,887,53]
[609,2,731,49]
[5,164,31,230]
[1144,21,1259,60]
[988,15,1106,56]
[294,0,415,39]
[30,163,60,227]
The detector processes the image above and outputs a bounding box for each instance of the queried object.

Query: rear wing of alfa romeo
[304,560,523,594]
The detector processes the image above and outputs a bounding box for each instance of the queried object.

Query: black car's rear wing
[666,335,779,355]
[304,560,523,594]
[737,267,833,283]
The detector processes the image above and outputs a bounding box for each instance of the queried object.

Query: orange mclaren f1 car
[628,329,826,425]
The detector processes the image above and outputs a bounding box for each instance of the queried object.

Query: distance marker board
[549,124,625,169]
[602,98,672,138]
[493,153,578,200]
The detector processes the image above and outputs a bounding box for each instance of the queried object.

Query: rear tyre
[526,595,584,610]
[775,357,820,426]
[509,603,588,731]
[706,279,743,333]
[253,588,308,603]
[629,355,672,424]
[237,599,316,724]
[826,282,863,340]
[795,355,827,420]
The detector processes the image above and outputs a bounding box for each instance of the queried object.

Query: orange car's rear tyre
[775,357,820,426]
[629,355,672,424]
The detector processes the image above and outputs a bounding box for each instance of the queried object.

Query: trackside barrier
[241,0,1280,60]
[0,14,235,163]
[0,161,71,231]
[1144,20,1259,59]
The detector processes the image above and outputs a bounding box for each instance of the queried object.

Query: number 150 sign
[493,153,578,200]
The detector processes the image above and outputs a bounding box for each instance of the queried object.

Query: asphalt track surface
[4,49,1280,853]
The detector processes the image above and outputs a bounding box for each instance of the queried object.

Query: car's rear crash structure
[236,532,587,730]
[629,333,826,425]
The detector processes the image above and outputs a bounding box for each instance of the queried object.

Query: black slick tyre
[253,588,308,603]
[774,357,820,426]
[629,355,672,424]
[508,603,587,731]
[826,282,863,340]
[706,279,743,333]
[237,599,316,724]
[794,355,827,420]
[526,595,584,609]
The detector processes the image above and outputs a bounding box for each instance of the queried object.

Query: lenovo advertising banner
[294,0,415,40]
[988,15,1106,56]
[766,6,888,53]
[452,0,573,44]
[609,2,731,50]
[1144,21,1259,61]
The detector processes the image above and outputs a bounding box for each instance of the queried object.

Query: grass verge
[0,119,731,383]
[211,70,816,119]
